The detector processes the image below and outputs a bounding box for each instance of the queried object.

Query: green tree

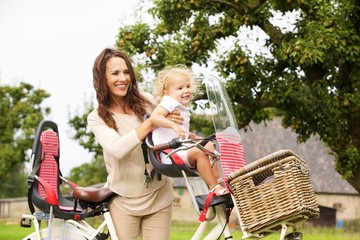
[112,0,360,192]
[68,156,107,187]
[68,100,107,185]
[0,82,50,197]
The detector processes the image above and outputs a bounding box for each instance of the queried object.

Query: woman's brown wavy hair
[92,48,153,130]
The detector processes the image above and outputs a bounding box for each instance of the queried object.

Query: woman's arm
[149,106,177,129]
[150,106,188,139]
[167,110,183,125]
[88,110,150,160]
[135,118,153,141]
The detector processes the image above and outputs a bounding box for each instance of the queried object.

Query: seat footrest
[195,194,233,210]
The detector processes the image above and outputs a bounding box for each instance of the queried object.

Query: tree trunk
[348,168,360,194]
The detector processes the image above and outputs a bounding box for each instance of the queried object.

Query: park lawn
[170,221,360,240]
[1,219,360,240]
[0,219,33,240]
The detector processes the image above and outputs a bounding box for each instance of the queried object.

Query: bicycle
[20,119,235,240]
[20,120,119,240]
[20,74,318,240]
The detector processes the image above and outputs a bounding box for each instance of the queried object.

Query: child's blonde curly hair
[153,64,198,103]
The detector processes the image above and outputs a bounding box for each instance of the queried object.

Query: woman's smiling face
[106,56,131,99]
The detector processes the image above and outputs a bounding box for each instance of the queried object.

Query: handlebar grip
[152,138,182,152]
[199,133,216,146]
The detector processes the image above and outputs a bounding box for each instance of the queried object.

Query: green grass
[0,219,34,240]
[2,219,360,240]
[169,221,360,240]
[170,221,242,239]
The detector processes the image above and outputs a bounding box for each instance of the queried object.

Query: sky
[0,0,141,176]
[0,1,297,177]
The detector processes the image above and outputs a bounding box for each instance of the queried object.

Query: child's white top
[152,96,191,165]
[152,96,191,144]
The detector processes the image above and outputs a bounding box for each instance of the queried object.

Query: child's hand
[188,132,200,140]
[172,125,188,139]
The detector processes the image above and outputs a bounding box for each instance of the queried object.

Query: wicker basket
[228,150,319,234]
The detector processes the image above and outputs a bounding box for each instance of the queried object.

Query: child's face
[164,74,193,106]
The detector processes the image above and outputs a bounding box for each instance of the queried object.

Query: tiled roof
[239,117,358,194]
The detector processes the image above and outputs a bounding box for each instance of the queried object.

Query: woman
[87,48,175,239]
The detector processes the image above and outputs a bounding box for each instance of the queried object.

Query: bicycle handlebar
[151,134,216,152]
[199,133,216,146]
[152,138,183,152]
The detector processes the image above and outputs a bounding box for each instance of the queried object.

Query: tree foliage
[67,99,107,185]
[68,156,107,187]
[0,82,50,197]
[113,0,360,192]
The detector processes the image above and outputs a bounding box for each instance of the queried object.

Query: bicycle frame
[150,134,234,240]
[21,190,118,240]
[22,211,117,240]
[183,171,234,240]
